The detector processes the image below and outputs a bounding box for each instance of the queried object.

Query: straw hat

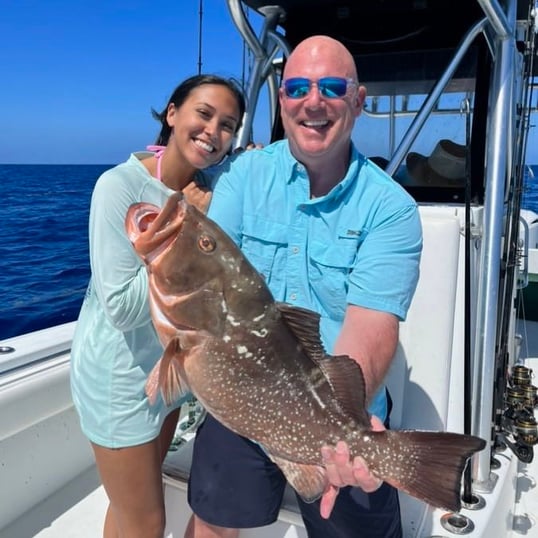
[406,139,468,187]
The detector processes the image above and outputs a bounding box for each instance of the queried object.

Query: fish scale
[126,192,486,512]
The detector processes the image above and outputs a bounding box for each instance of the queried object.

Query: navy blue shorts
[188,413,402,537]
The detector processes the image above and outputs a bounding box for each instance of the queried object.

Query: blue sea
[0,164,112,341]
[1,163,538,342]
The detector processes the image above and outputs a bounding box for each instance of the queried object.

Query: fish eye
[198,233,216,252]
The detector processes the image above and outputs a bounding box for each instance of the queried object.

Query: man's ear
[355,85,367,117]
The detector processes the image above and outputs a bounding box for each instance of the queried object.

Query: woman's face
[167,84,241,169]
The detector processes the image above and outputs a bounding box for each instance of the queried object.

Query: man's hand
[319,415,385,519]
[233,141,264,153]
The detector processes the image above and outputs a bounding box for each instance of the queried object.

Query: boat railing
[227,0,289,148]
[229,0,538,497]
[0,321,75,376]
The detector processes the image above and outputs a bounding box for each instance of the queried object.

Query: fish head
[126,192,223,292]
[125,192,273,336]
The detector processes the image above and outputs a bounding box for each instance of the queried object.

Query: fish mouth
[126,192,187,263]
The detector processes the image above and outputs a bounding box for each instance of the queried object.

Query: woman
[70,74,246,538]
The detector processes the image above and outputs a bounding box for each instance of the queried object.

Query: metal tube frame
[226,0,531,493]
[473,0,516,488]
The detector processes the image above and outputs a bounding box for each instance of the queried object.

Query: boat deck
[0,466,106,538]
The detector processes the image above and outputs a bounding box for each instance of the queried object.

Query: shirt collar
[284,141,365,199]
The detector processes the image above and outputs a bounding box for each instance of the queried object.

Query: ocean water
[0,163,537,342]
[0,164,112,340]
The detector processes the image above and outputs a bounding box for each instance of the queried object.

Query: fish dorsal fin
[276,302,370,426]
[316,355,370,426]
[276,302,326,360]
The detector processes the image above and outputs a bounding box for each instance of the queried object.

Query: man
[185,35,423,538]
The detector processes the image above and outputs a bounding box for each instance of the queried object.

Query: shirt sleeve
[347,200,423,321]
[88,168,151,331]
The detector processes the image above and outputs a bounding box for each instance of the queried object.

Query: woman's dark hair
[152,74,246,145]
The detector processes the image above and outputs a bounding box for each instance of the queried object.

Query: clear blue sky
[1,1,537,165]
[0,0,266,164]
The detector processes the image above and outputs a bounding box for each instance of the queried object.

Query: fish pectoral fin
[145,338,190,407]
[159,338,191,406]
[269,454,327,503]
[145,359,162,405]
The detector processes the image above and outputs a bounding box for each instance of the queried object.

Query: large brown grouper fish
[125,192,486,512]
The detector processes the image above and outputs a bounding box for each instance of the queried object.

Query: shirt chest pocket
[241,215,288,285]
[308,232,364,315]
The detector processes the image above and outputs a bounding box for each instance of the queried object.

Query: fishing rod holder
[496,365,538,463]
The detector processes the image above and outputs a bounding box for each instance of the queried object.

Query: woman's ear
[166,103,177,127]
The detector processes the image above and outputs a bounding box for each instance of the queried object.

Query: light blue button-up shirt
[208,140,422,420]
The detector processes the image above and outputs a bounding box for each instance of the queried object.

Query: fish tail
[373,430,486,512]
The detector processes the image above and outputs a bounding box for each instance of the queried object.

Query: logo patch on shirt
[346,229,362,237]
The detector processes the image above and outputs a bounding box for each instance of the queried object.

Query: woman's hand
[182,181,212,214]
[319,415,385,519]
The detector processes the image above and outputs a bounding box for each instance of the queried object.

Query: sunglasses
[282,77,357,99]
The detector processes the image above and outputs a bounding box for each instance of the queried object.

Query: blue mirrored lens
[283,77,349,99]
[284,78,311,98]
[318,77,347,98]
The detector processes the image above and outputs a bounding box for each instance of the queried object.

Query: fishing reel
[497,365,538,463]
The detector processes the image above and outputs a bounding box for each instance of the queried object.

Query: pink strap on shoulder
[147,145,166,181]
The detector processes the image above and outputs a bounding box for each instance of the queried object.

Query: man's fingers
[352,456,383,492]
[320,484,339,519]
[370,415,385,431]
[322,441,354,486]
[333,440,351,466]
[319,416,385,520]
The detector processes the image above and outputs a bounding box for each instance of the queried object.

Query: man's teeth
[194,139,215,152]
[303,120,329,127]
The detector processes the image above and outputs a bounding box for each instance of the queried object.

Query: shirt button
[292,246,299,254]
[290,293,297,300]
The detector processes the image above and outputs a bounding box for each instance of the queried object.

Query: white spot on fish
[251,329,268,337]
[227,315,241,326]
[308,385,326,410]
[236,346,253,358]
